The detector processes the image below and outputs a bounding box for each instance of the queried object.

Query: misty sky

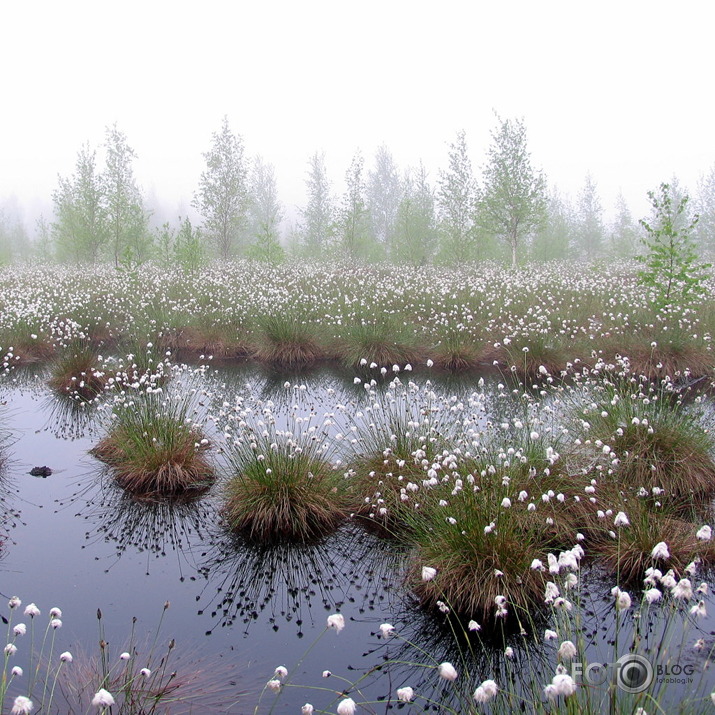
[2,0,714,229]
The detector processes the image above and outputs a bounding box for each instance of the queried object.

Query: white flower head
[421,566,437,582]
[558,640,578,660]
[11,665,23,677]
[92,689,115,708]
[473,679,499,703]
[8,596,21,610]
[327,613,345,633]
[696,525,712,541]
[336,697,356,715]
[396,686,414,702]
[13,623,26,637]
[11,696,33,715]
[379,623,395,639]
[302,705,315,715]
[23,604,40,618]
[614,511,629,527]
[438,661,458,681]
[60,651,73,662]
[266,678,281,692]
[672,578,693,600]
[651,541,670,560]
[140,667,151,678]
[274,665,288,678]
[644,588,662,604]
[690,600,707,618]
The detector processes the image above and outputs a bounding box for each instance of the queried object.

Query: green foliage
[52,144,108,263]
[637,182,711,309]
[299,151,335,257]
[104,124,150,268]
[480,115,546,267]
[193,116,248,259]
[245,157,284,263]
[174,217,205,275]
[436,130,479,262]
[338,150,373,259]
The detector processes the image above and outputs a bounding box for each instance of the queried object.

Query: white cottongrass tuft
[672,578,693,600]
[421,566,437,581]
[302,705,314,715]
[336,697,357,715]
[11,666,23,677]
[558,640,577,660]
[274,665,288,678]
[613,511,629,527]
[696,525,712,541]
[473,679,498,703]
[266,678,281,692]
[544,672,577,699]
[140,667,151,678]
[23,604,40,618]
[396,686,414,702]
[327,613,345,633]
[438,662,458,681]
[644,588,662,604]
[60,651,73,662]
[651,542,670,560]
[13,623,26,636]
[92,689,115,708]
[11,696,33,715]
[379,623,395,638]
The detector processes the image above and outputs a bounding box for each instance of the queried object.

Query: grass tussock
[91,391,214,497]
[339,320,420,369]
[405,483,566,623]
[576,374,715,507]
[221,410,349,542]
[253,314,325,368]
[163,323,251,360]
[47,340,106,400]
[432,331,482,371]
[591,503,715,582]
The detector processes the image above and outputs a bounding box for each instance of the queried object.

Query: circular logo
[616,654,653,693]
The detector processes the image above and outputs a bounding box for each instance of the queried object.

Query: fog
[2,0,714,248]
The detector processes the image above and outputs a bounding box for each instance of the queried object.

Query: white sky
[2,0,714,230]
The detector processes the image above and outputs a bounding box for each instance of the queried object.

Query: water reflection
[73,471,216,577]
[42,392,101,440]
[196,521,405,637]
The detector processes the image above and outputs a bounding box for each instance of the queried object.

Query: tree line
[3,115,715,267]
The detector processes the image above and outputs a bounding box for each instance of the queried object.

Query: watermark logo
[572,655,693,693]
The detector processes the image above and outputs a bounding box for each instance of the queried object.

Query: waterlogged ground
[2,364,715,713]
